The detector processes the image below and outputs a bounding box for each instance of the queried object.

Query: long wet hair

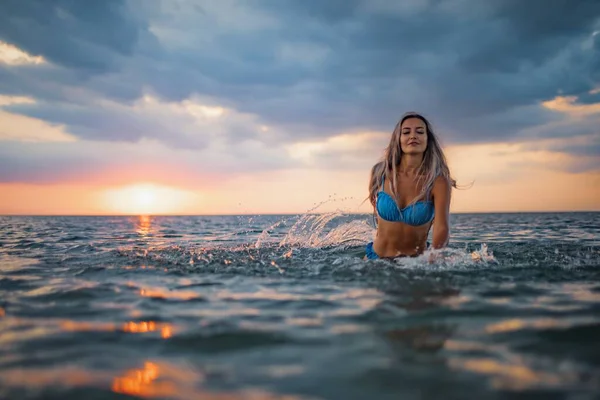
[368,112,456,210]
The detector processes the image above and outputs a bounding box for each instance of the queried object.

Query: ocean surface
[0,211,599,399]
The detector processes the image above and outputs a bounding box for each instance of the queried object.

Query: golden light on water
[161,325,172,339]
[111,361,174,397]
[109,360,308,399]
[448,358,573,390]
[136,215,153,236]
[122,321,156,333]
[58,319,174,340]
[484,318,567,334]
[122,321,175,340]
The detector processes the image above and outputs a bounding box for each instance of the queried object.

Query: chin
[402,147,425,155]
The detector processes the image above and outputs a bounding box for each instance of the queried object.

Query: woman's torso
[373,173,434,258]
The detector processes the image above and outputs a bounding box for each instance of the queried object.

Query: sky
[1,0,599,215]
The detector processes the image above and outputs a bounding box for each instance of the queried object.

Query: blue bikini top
[376,175,435,226]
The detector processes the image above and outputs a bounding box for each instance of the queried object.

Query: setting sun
[135,187,155,209]
[102,183,200,215]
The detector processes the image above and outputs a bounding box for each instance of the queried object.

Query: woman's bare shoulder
[432,176,451,196]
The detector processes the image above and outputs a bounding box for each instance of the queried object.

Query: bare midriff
[372,218,432,258]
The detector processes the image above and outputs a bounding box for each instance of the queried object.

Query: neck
[399,154,423,173]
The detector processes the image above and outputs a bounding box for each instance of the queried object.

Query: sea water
[0,211,599,399]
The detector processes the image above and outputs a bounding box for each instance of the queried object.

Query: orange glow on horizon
[0,139,599,215]
[102,183,200,215]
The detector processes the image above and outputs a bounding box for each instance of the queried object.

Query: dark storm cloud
[148,0,600,142]
[0,0,144,72]
[0,0,599,160]
[457,0,600,72]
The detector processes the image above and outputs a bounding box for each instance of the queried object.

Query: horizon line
[1,210,599,217]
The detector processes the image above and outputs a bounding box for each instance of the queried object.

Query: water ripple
[0,213,599,399]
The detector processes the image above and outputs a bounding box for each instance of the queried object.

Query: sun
[102,183,199,215]
[135,187,155,209]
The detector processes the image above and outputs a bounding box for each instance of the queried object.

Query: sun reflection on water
[161,325,172,339]
[108,361,307,399]
[111,361,175,398]
[139,287,202,301]
[58,319,174,339]
[136,215,153,237]
[123,321,174,338]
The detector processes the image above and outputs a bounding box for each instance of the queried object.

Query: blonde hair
[368,112,456,211]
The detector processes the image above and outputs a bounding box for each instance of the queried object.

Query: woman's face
[400,117,428,155]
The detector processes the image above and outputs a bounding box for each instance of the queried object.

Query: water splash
[255,197,373,250]
[386,243,499,271]
[104,201,598,277]
[252,202,499,271]
[278,211,374,249]
[111,195,503,275]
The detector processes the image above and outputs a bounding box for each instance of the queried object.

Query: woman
[365,112,456,259]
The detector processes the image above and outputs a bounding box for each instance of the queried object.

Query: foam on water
[112,207,489,275]
[103,205,600,279]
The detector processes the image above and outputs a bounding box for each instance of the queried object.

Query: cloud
[0,95,77,142]
[0,110,76,143]
[0,130,300,186]
[0,41,46,66]
[519,133,600,172]
[0,0,146,72]
[0,94,35,106]
[542,95,600,117]
[526,94,600,168]
[286,131,389,169]
[445,138,600,192]
[2,92,287,149]
[4,2,599,113]
[1,0,599,186]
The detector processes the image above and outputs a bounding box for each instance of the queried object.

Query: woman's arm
[431,176,451,249]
